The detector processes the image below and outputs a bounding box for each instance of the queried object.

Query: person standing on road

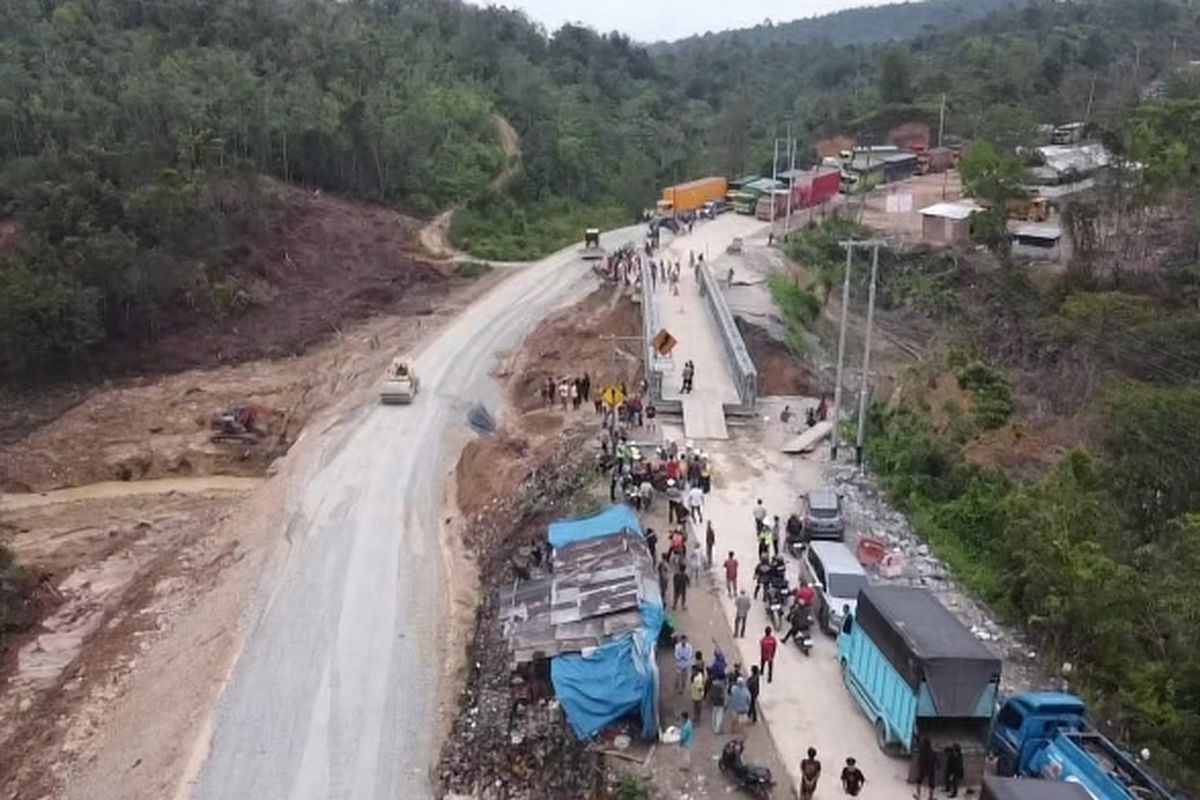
[771,515,782,557]
[688,484,704,523]
[690,668,705,722]
[581,372,591,402]
[678,712,694,770]
[673,635,694,694]
[747,665,761,723]
[734,590,751,638]
[752,555,771,600]
[639,479,653,512]
[709,670,727,734]
[915,737,937,800]
[758,525,773,560]
[688,546,703,585]
[704,520,716,566]
[841,757,866,796]
[729,677,751,734]
[753,499,767,534]
[945,743,964,798]
[800,747,822,800]
[759,627,778,683]
[645,528,658,562]
[558,379,569,410]
[672,566,690,610]
[657,554,669,600]
[723,552,739,597]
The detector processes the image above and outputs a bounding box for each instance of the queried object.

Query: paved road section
[653,215,763,440]
[192,227,640,800]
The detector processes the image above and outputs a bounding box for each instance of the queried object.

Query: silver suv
[802,541,868,634]
[802,488,845,541]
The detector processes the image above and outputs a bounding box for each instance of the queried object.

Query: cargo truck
[982,775,1090,800]
[792,167,841,208]
[990,691,1175,800]
[837,586,1001,787]
[660,177,728,215]
[754,189,790,221]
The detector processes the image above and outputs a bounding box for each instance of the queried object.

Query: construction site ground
[0,260,504,799]
[0,182,564,798]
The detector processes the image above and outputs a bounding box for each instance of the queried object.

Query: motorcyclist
[793,580,815,609]
[781,601,812,644]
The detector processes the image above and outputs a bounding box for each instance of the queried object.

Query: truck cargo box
[661,177,728,214]
[855,586,1001,717]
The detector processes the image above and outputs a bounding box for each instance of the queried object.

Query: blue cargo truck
[982,775,1090,800]
[991,691,1176,800]
[837,586,1002,785]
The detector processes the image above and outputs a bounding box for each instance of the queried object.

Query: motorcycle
[764,583,787,631]
[719,739,774,799]
[787,607,814,657]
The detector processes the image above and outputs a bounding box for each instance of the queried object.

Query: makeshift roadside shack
[497,505,663,740]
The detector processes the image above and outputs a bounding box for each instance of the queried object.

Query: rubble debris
[438,434,609,799]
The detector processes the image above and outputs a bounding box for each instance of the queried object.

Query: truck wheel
[874,719,890,753]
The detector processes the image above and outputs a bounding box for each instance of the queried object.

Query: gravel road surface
[192,228,639,800]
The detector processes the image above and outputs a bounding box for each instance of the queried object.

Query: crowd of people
[594,243,712,301]
[541,373,592,410]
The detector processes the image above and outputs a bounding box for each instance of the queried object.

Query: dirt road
[189,226,640,800]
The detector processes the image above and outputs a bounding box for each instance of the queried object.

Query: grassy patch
[450,195,630,261]
[768,274,822,354]
[454,260,492,279]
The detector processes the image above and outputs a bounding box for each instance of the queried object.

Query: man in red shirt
[793,581,815,608]
[723,551,739,598]
[759,627,778,683]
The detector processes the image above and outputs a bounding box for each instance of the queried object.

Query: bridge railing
[698,261,758,413]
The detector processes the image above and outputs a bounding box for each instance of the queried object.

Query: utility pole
[937,93,946,148]
[784,124,797,239]
[830,241,854,461]
[770,135,780,230]
[855,241,885,467]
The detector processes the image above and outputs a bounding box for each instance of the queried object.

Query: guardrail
[640,273,681,413]
[698,261,758,412]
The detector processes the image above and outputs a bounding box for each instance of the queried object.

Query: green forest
[2,0,1198,378]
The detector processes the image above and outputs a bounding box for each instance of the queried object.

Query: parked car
[801,488,845,540]
[801,541,868,634]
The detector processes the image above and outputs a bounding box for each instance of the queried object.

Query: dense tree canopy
[1,0,1198,376]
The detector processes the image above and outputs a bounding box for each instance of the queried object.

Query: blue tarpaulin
[547,504,643,548]
[546,506,663,740]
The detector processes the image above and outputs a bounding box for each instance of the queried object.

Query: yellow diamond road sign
[601,385,625,408]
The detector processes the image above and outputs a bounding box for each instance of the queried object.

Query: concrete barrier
[640,273,681,413]
[698,262,758,412]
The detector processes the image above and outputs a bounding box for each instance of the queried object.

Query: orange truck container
[660,177,729,214]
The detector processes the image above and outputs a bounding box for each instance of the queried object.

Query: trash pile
[438,434,605,799]
[438,606,602,799]
[828,462,1044,691]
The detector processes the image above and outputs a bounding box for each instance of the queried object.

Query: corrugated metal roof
[1011,223,1062,240]
[920,202,981,221]
[497,531,657,664]
[1037,144,1112,175]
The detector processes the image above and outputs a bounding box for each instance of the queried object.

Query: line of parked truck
[783,488,1177,800]
[652,142,958,226]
